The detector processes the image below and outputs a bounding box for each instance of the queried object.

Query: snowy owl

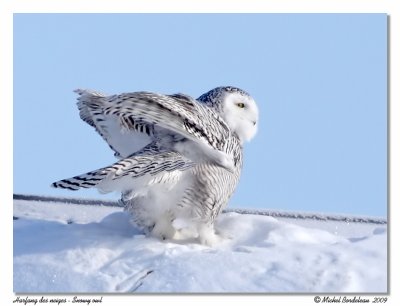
[52,86,259,246]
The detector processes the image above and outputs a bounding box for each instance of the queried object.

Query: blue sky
[13,13,387,216]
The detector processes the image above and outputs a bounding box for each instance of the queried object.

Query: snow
[13,199,387,293]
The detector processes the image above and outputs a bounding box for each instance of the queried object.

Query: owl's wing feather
[76,89,233,168]
[76,89,156,158]
[51,147,195,192]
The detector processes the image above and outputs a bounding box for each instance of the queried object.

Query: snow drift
[13,196,387,293]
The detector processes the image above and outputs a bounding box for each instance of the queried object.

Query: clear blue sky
[13,14,387,217]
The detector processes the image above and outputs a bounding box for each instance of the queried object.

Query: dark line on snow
[13,193,387,224]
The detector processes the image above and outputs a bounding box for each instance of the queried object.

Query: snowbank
[13,199,387,293]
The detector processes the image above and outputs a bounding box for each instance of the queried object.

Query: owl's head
[198,86,259,143]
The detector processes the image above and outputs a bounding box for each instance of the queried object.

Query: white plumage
[52,86,259,246]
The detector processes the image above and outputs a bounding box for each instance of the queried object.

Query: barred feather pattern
[52,148,195,191]
[101,92,230,152]
[179,137,243,222]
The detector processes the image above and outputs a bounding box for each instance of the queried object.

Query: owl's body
[52,86,258,246]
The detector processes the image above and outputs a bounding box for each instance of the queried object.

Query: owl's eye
[236,102,245,108]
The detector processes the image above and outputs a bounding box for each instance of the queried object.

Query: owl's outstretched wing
[76,89,233,168]
[51,146,195,192]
